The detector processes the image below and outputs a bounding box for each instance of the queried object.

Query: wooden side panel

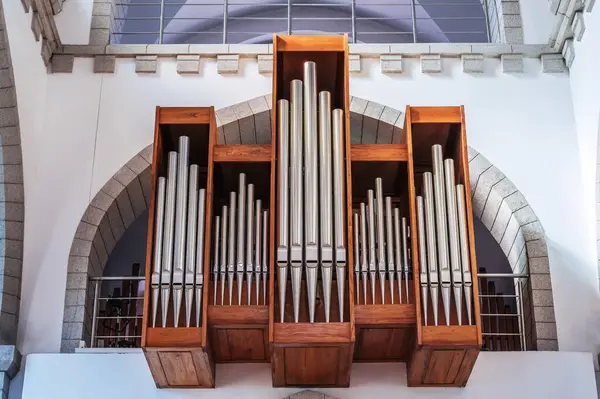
[354,327,414,362]
[213,144,271,162]
[284,347,340,386]
[350,144,408,161]
[159,107,211,124]
[158,352,200,386]
[144,350,168,388]
[410,107,461,124]
[209,327,269,362]
[144,349,215,388]
[146,327,203,348]
[407,347,479,387]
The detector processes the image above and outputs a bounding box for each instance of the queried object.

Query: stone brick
[0,144,22,164]
[0,238,22,260]
[98,217,115,254]
[350,44,391,55]
[176,55,200,74]
[64,289,87,307]
[0,71,13,90]
[526,239,548,257]
[135,55,158,73]
[92,2,111,16]
[3,258,21,280]
[531,273,552,290]
[502,1,521,14]
[188,44,229,55]
[63,305,85,323]
[70,238,92,257]
[536,339,559,351]
[503,14,522,28]
[0,88,15,110]
[217,54,239,74]
[535,322,558,339]
[1,293,18,315]
[507,232,525,270]
[62,322,84,340]
[0,314,17,344]
[68,256,92,274]
[228,44,269,55]
[562,39,575,68]
[0,128,20,147]
[60,339,80,353]
[421,54,441,73]
[529,257,550,274]
[585,0,596,11]
[61,45,106,55]
[89,29,110,46]
[470,44,512,57]
[106,45,148,55]
[0,165,22,184]
[147,44,189,55]
[473,166,504,217]
[90,190,113,213]
[257,54,272,74]
[93,55,116,73]
[533,306,556,323]
[429,43,472,55]
[501,54,523,73]
[74,221,97,242]
[389,44,430,55]
[30,12,41,42]
[504,27,524,44]
[139,167,152,205]
[66,273,88,290]
[127,177,147,217]
[348,54,360,73]
[532,289,554,307]
[572,11,585,41]
[542,54,566,73]
[504,190,528,211]
[126,154,150,176]
[0,275,20,297]
[102,177,125,199]
[522,220,544,241]
[0,108,18,128]
[380,55,402,73]
[462,54,484,73]
[499,215,520,254]
[92,235,108,269]
[91,15,110,30]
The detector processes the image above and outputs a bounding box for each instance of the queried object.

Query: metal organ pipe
[432,144,451,325]
[353,212,360,305]
[173,136,189,328]
[195,189,206,326]
[236,173,247,305]
[385,197,395,304]
[151,177,166,328]
[416,196,428,325]
[375,178,386,304]
[161,151,178,328]
[456,184,473,325]
[332,108,346,322]
[393,208,402,304]
[304,62,319,324]
[367,190,376,304]
[220,205,228,306]
[255,199,262,306]
[360,203,368,305]
[444,159,463,325]
[262,210,268,306]
[185,164,199,328]
[289,79,303,323]
[277,99,290,321]
[319,91,333,323]
[213,216,220,306]
[246,184,255,305]
[227,192,236,305]
[401,217,409,304]
[423,172,439,326]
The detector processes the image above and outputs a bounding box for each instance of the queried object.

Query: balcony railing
[478,272,528,351]
[111,0,499,45]
[90,276,145,349]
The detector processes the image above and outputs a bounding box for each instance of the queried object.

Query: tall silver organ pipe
[456,184,473,325]
[393,208,402,304]
[255,199,262,306]
[385,197,395,304]
[444,159,463,325]
[227,192,236,305]
[161,152,178,328]
[423,172,439,326]
[220,205,228,306]
[319,91,333,323]
[236,173,247,305]
[360,203,368,305]
[367,190,376,305]
[290,79,303,323]
[262,210,269,305]
[401,217,409,304]
[375,178,386,304]
[304,62,319,324]
[332,108,346,322]
[353,212,360,305]
[277,99,290,321]
[195,189,206,327]
[246,184,255,305]
[416,196,428,325]
[213,216,220,306]
[432,144,451,325]
[151,177,166,327]
[173,136,189,328]
[185,165,199,328]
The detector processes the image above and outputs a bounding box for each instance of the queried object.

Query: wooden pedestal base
[144,327,215,388]
[271,323,354,387]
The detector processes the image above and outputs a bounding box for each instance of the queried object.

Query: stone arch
[61,95,557,352]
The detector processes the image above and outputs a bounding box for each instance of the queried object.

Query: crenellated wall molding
[20,0,62,66]
[548,0,596,67]
[48,43,566,75]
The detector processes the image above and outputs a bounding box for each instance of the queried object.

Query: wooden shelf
[213,144,271,162]
[350,144,408,161]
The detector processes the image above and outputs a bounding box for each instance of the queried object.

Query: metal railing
[90,276,145,349]
[478,272,528,351]
[111,0,498,45]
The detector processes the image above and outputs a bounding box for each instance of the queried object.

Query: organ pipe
[385,197,395,304]
[416,196,428,325]
[236,174,247,305]
[360,203,368,305]
[173,136,189,328]
[375,178,386,304]
[255,199,262,306]
[319,91,333,323]
[161,151,177,328]
[220,205,228,306]
[151,177,166,327]
[456,184,473,325]
[423,172,439,326]
[228,192,236,305]
[185,164,199,328]
[290,79,303,323]
[213,215,220,306]
[332,108,346,322]
[367,190,376,305]
[444,159,463,325]
[195,189,206,327]
[277,99,290,321]
[246,184,255,305]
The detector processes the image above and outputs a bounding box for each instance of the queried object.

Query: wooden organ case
[141,35,482,389]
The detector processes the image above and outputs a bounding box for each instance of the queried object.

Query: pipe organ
[141,35,482,390]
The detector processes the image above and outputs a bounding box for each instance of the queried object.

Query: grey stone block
[0,239,22,260]
[90,190,113,213]
[31,12,41,42]
[227,44,268,55]
[64,289,87,307]
[0,314,17,344]
[68,256,92,274]
[0,89,15,111]
[350,44,391,55]
[499,215,520,254]
[102,177,125,199]
[502,54,523,73]
[0,71,13,90]
[106,45,148,55]
[421,54,442,73]
[572,11,585,40]
[348,54,360,72]
[1,293,18,316]
[66,273,88,290]
[188,44,229,55]
[502,1,521,14]
[116,189,135,227]
[0,165,22,184]
[514,205,537,225]
[529,257,550,274]
[470,44,512,57]
[287,390,325,399]
[62,322,84,340]
[114,165,136,188]
[362,102,385,144]
[92,2,111,16]
[0,221,23,241]
[98,217,116,254]
[469,154,492,186]
[21,0,31,12]
[389,44,430,55]
[507,232,525,270]
[429,43,472,55]
[89,29,110,46]
[535,322,558,339]
[139,144,154,165]
[473,166,504,216]
[380,55,403,73]
[3,258,22,279]
[462,54,484,73]
[60,339,80,353]
[176,55,200,74]
[92,233,108,269]
[562,39,575,68]
[106,201,125,242]
[127,177,147,217]
[94,55,116,73]
[0,275,20,297]
[503,14,523,28]
[526,239,548,257]
[377,107,402,144]
[531,273,552,290]
[532,289,554,306]
[536,339,559,351]
[585,0,596,11]
[61,45,106,55]
[146,44,189,55]
[91,15,110,30]
[216,106,240,144]
[504,27,524,44]
[74,221,97,242]
[0,108,18,128]
[63,306,85,323]
[0,144,22,164]
[135,55,158,73]
[504,190,528,211]
[522,220,545,242]
[0,345,21,378]
[126,154,150,176]
[0,127,20,146]
[533,306,556,323]
[257,54,273,74]
[70,238,93,257]
[217,54,239,74]
[139,167,152,205]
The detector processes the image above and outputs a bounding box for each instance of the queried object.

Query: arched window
[110,0,501,45]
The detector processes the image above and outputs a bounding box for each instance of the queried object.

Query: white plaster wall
[21,351,598,399]
[519,0,555,44]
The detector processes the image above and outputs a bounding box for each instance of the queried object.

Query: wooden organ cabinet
[141,35,482,389]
